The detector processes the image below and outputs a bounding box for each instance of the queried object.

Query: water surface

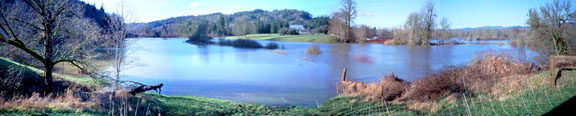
[119,38,538,106]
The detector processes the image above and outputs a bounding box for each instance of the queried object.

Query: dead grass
[407,51,536,101]
[352,55,373,63]
[306,45,321,55]
[86,90,163,116]
[341,73,408,101]
[0,89,85,113]
[0,87,163,115]
[341,51,539,105]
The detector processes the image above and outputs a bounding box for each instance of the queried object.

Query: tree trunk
[44,63,54,86]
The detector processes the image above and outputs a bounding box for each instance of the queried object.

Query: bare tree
[405,12,424,45]
[392,27,407,44]
[402,0,436,46]
[438,17,451,43]
[376,28,392,39]
[106,0,137,90]
[422,0,436,45]
[328,0,357,43]
[0,0,102,86]
[328,12,347,42]
[527,0,575,55]
[354,25,370,43]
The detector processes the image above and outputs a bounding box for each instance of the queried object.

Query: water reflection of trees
[406,46,431,81]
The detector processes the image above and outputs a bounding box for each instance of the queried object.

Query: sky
[81,0,560,29]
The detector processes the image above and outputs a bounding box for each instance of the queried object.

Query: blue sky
[82,0,559,29]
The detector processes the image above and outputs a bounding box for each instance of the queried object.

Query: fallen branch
[554,68,576,86]
[129,83,163,96]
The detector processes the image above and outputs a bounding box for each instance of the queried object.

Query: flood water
[118,37,538,106]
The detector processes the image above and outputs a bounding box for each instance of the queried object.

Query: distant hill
[127,9,329,38]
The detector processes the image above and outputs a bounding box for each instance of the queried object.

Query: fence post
[550,55,555,87]
[341,68,347,82]
[339,68,347,95]
[336,83,340,95]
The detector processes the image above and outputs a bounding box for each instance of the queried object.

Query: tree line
[128,9,330,38]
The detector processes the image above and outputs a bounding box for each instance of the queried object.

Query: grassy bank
[226,34,336,43]
[0,57,318,115]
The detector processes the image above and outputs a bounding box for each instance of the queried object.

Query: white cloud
[189,2,202,8]
[186,10,237,16]
[187,10,218,16]
[358,12,374,17]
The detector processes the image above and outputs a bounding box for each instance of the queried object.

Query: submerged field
[226,34,336,43]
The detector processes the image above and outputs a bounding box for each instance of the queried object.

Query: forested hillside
[127,9,329,38]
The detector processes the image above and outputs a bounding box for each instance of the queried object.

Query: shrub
[217,38,233,45]
[186,36,213,45]
[232,39,263,48]
[306,45,321,55]
[340,51,538,102]
[278,28,299,35]
[408,51,536,101]
[217,39,263,49]
[263,42,279,49]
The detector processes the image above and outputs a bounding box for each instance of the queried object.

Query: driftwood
[550,55,576,87]
[554,68,576,86]
[129,83,163,96]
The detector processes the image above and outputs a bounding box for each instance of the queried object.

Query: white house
[289,25,311,34]
[289,25,305,30]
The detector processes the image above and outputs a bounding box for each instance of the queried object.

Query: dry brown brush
[341,73,408,101]
[341,51,538,103]
[409,52,536,101]
[0,89,85,112]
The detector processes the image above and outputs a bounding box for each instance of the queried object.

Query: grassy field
[0,57,108,88]
[226,34,336,43]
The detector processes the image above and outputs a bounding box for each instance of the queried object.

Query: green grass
[227,34,336,43]
[0,57,108,88]
[320,95,421,116]
[431,70,576,115]
[152,94,319,116]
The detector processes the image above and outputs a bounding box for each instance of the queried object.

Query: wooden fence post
[550,55,555,87]
[339,68,347,95]
[336,83,339,95]
[341,68,347,82]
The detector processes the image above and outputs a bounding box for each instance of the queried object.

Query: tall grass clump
[341,73,408,101]
[0,89,84,113]
[306,45,321,55]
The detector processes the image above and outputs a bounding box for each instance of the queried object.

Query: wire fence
[332,69,575,116]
